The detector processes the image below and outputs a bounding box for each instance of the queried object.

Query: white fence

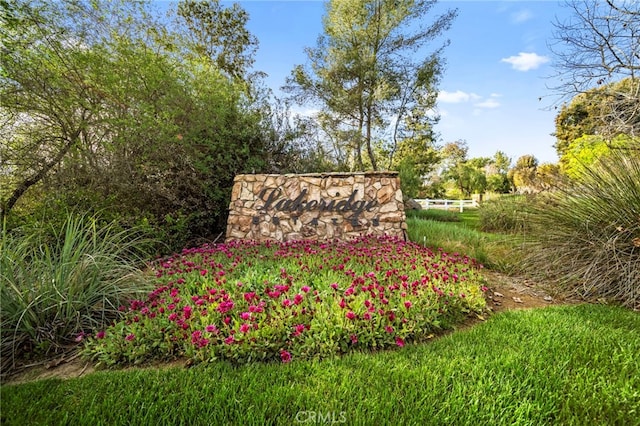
[414,199,478,212]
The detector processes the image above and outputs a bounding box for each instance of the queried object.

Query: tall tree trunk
[0,134,78,222]
[366,102,378,170]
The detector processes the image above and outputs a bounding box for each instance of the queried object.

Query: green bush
[523,151,640,308]
[478,195,532,234]
[0,215,155,376]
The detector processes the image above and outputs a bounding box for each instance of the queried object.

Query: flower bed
[83,235,487,366]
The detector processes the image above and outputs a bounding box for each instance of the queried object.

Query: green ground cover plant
[3,304,638,425]
[81,235,487,367]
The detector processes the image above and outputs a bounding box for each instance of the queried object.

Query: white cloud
[501,52,550,71]
[511,9,533,24]
[438,90,480,103]
[474,98,501,109]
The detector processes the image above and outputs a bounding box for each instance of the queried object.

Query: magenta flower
[350,334,358,344]
[346,311,356,320]
[404,301,412,309]
[240,311,251,320]
[183,305,193,319]
[200,269,208,276]
[168,313,178,321]
[205,325,218,333]
[239,323,250,333]
[395,337,405,347]
[301,286,310,293]
[294,294,304,305]
[224,335,235,345]
[125,333,135,341]
[96,331,106,339]
[280,350,292,363]
[339,299,346,309]
[385,326,394,333]
[330,283,339,290]
[243,292,256,302]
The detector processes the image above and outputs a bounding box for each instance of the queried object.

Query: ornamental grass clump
[83,235,487,366]
[523,150,640,308]
[0,215,155,376]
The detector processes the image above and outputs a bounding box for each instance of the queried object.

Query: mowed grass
[2,304,639,425]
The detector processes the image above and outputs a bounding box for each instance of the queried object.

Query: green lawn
[406,209,524,272]
[2,304,639,425]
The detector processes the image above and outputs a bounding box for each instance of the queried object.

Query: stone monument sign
[225,172,407,242]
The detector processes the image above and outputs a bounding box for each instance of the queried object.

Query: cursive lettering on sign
[258,188,379,218]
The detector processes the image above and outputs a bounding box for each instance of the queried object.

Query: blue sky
[225,0,572,165]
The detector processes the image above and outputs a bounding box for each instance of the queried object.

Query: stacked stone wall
[226,172,406,242]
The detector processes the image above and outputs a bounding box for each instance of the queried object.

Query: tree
[439,142,489,197]
[285,0,457,171]
[511,155,539,193]
[485,151,512,193]
[549,0,640,140]
[553,78,639,158]
[0,0,289,244]
[174,0,258,80]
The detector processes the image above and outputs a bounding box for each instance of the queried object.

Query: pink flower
[239,323,250,333]
[330,283,339,290]
[404,301,412,309]
[240,312,251,320]
[280,350,292,363]
[125,333,135,341]
[243,292,256,302]
[294,294,304,305]
[168,313,178,321]
[350,334,358,344]
[200,269,208,276]
[96,331,106,339]
[346,311,356,320]
[385,326,394,333]
[481,286,488,292]
[363,312,371,320]
[339,299,346,309]
[205,325,218,333]
[301,286,310,293]
[224,335,235,345]
[395,337,405,347]
[282,299,292,307]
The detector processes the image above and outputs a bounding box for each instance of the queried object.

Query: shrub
[82,235,487,367]
[478,195,532,234]
[523,150,640,308]
[0,215,155,376]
